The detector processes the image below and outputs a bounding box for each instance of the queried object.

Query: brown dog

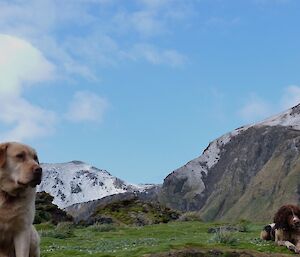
[0,142,42,257]
[261,205,300,254]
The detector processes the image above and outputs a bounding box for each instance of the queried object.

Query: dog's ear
[0,143,9,168]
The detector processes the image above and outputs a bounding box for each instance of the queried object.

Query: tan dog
[0,142,42,257]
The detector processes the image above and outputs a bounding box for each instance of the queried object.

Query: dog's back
[260,223,275,241]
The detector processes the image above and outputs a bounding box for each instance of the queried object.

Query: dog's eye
[16,153,25,160]
[34,155,39,164]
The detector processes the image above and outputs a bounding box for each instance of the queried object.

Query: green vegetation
[37,221,294,257]
[88,223,117,232]
[35,192,73,224]
[38,222,74,239]
[177,211,202,222]
[209,228,238,246]
[91,198,180,226]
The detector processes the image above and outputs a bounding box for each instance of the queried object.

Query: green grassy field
[37,221,293,257]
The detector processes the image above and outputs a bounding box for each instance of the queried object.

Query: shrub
[92,198,180,226]
[178,211,202,222]
[209,228,238,245]
[88,223,117,232]
[56,221,74,230]
[236,219,252,232]
[207,225,238,234]
[34,191,73,224]
[39,229,73,239]
[39,221,74,239]
[35,222,55,231]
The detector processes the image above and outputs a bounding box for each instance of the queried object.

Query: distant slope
[160,104,300,221]
[37,161,155,208]
[90,197,180,226]
[65,186,161,222]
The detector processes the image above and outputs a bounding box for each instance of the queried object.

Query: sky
[0,0,300,184]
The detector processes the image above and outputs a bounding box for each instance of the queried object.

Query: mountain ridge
[37,103,300,222]
[37,160,156,209]
[159,103,300,221]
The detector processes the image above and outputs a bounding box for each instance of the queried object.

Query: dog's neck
[0,189,16,205]
[0,183,29,202]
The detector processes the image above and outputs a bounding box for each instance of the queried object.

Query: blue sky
[0,0,300,184]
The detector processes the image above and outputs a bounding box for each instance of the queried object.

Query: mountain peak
[69,160,85,165]
[38,161,153,209]
[159,103,300,221]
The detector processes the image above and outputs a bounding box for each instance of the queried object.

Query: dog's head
[274,205,300,230]
[0,142,42,195]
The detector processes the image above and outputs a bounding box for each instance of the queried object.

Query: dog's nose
[293,216,300,224]
[33,167,42,179]
[30,167,42,187]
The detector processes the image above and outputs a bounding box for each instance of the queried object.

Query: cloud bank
[0,34,56,141]
[0,0,191,81]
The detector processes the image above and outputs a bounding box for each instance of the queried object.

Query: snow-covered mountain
[165,103,300,196]
[37,161,154,209]
[159,103,300,221]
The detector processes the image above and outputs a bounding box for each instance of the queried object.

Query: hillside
[90,197,180,226]
[159,104,300,221]
[66,186,161,223]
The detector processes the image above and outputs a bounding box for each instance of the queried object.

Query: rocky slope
[37,161,155,209]
[159,104,300,221]
[89,197,180,226]
[65,186,161,223]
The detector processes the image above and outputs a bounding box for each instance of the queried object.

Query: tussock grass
[209,228,238,245]
[178,211,202,222]
[38,222,74,239]
[236,219,252,232]
[88,223,117,232]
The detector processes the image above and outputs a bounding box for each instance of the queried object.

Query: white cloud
[62,33,120,68]
[281,85,300,110]
[0,96,57,141]
[0,34,56,141]
[129,44,187,67]
[114,1,192,38]
[238,95,273,123]
[0,34,54,95]
[0,0,191,75]
[66,91,109,123]
[238,85,300,125]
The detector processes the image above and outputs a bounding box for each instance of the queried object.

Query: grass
[209,228,238,245]
[88,223,117,232]
[36,221,294,257]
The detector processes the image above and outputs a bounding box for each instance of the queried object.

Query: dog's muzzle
[29,167,42,187]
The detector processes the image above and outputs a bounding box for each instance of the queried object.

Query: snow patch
[257,106,300,130]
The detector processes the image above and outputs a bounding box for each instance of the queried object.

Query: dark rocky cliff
[159,125,300,221]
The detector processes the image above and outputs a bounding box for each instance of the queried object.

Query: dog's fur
[261,205,300,254]
[260,223,275,241]
[0,142,42,257]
